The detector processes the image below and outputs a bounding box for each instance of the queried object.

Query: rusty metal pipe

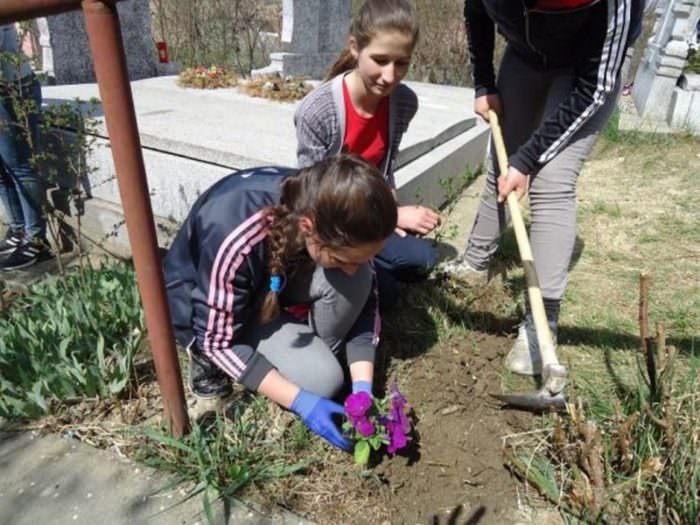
[79,0,189,436]
[0,0,88,23]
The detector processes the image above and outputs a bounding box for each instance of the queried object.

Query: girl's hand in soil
[291,389,352,451]
[497,166,528,203]
[397,205,440,236]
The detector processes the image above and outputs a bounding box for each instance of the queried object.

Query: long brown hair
[260,154,397,323]
[325,0,420,81]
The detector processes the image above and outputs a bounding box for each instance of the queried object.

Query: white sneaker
[505,323,553,376]
[438,256,488,280]
[505,324,539,376]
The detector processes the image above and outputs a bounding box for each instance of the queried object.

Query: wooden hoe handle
[487,110,559,368]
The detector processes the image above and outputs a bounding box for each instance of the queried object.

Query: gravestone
[254,0,351,79]
[633,0,700,125]
[46,0,157,85]
[36,18,54,80]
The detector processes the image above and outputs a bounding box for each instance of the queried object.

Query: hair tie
[269,275,283,293]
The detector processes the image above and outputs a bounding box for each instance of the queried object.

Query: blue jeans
[374,232,437,309]
[0,76,45,241]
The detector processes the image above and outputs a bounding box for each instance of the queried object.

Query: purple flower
[344,391,373,419]
[386,420,408,454]
[389,382,410,432]
[384,382,411,455]
[355,417,376,437]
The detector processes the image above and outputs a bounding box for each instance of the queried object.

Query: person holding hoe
[448,0,644,375]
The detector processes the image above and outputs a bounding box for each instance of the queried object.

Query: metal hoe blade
[490,390,568,412]
[491,364,569,412]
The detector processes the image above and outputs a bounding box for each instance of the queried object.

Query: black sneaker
[0,230,24,255]
[0,239,53,271]
[187,345,233,399]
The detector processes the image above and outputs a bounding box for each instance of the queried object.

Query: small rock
[440,405,463,416]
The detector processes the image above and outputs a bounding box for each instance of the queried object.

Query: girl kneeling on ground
[295,0,440,308]
[164,155,396,451]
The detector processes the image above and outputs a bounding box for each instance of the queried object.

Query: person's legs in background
[0,77,51,270]
[0,93,27,254]
[373,232,437,310]
[506,71,621,375]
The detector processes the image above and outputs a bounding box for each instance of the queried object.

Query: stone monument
[633,0,700,128]
[254,0,351,79]
[36,18,54,81]
[45,0,157,85]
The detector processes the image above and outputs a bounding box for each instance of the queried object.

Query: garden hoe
[486,110,568,412]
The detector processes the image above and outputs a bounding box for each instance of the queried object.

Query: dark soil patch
[248,328,534,524]
[374,333,532,524]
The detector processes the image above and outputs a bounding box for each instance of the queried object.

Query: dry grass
[241,74,314,102]
[499,129,700,523]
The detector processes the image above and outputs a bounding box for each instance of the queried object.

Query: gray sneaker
[504,322,557,376]
[438,256,488,280]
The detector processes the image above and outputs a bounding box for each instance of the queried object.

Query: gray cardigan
[294,73,418,188]
[0,25,32,83]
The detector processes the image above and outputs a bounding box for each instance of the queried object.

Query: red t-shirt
[533,0,595,10]
[342,78,389,167]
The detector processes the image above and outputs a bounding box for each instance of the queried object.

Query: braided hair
[260,154,397,322]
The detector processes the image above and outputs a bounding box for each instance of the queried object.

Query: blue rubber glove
[291,390,352,451]
[352,380,373,394]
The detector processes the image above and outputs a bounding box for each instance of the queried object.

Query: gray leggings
[464,48,619,300]
[242,264,372,399]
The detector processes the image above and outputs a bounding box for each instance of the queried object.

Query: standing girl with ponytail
[164,155,396,451]
[295,0,439,308]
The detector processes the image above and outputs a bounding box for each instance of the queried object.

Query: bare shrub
[150,0,281,75]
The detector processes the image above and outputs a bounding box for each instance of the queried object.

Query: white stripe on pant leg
[538,0,631,164]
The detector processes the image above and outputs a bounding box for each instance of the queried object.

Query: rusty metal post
[79,0,189,436]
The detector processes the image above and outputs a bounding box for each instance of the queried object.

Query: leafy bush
[152,0,279,75]
[0,261,144,419]
[685,49,700,74]
[177,65,239,89]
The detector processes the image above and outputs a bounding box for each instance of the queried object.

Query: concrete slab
[396,120,490,208]
[42,76,478,171]
[0,430,311,525]
[10,77,488,255]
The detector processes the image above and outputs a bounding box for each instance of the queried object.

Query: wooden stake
[639,273,656,398]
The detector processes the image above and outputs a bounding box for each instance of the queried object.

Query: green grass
[0,261,144,418]
[135,397,311,524]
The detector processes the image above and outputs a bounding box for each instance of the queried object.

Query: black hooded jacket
[464,0,645,173]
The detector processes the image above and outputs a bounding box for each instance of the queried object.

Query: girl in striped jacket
[164,155,396,451]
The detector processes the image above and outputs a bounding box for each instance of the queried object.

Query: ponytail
[259,202,304,324]
[325,48,358,82]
